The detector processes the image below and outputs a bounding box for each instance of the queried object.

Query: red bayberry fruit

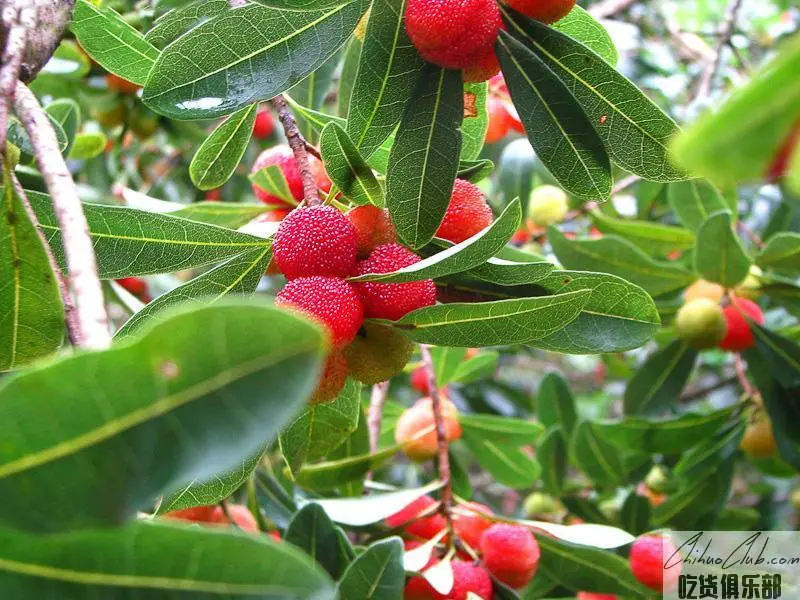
[347,205,398,258]
[630,534,682,591]
[395,397,462,461]
[463,45,501,83]
[311,351,349,404]
[577,593,618,600]
[485,96,512,144]
[252,109,275,139]
[116,277,148,298]
[273,205,358,279]
[163,505,218,523]
[406,560,494,600]
[766,122,799,182]
[205,188,222,201]
[275,276,364,347]
[436,179,494,243]
[453,502,494,551]
[718,297,765,351]
[354,243,437,320]
[386,495,447,541]
[480,523,540,588]
[410,366,430,395]
[209,504,259,532]
[507,0,577,24]
[405,0,501,70]
[107,73,140,94]
[250,145,331,206]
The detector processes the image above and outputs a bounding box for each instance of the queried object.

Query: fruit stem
[419,343,455,545]
[270,94,320,206]
[734,353,758,400]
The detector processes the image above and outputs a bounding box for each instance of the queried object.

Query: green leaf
[338,36,363,117]
[673,422,745,477]
[536,372,577,434]
[386,64,463,248]
[694,210,752,287]
[320,123,384,206]
[145,0,229,48]
[143,1,369,119]
[549,227,695,297]
[392,289,591,347]
[190,105,257,191]
[537,426,568,496]
[461,82,489,161]
[667,179,732,231]
[459,413,544,445]
[293,446,397,492]
[285,503,352,579]
[28,191,268,278]
[551,6,617,66]
[291,49,343,141]
[354,200,520,284]
[337,538,405,600]
[249,165,297,207]
[70,0,160,86]
[37,40,91,80]
[116,246,273,338]
[461,432,541,488]
[0,300,324,533]
[570,421,626,486]
[430,346,467,386]
[751,325,800,391]
[0,182,63,371]
[45,99,80,156]
[504,7,685,182]
[67,132,107,160]
[280,379,361,473]
[758,232,800,272]
[466,255,553,286]
[0,520,335,598]
[253,0,355,8]
[623,340,697,416]
[620,491,651,536]
[7,114,68,158]
[346,0,424,157]
[450,351,499,384]
[321,409,371,496]
[496,31,611,201]
[652,464,733,528]
[458,158,495,183]
[670,35,800,185]
[590,208,695,256]
[171,202,270,229]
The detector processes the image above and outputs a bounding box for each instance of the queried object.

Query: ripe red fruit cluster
[386,495,448,540]
[629,534,682,591]
[164,504,259,532]
[406,559,495,600]
[252,108,275,139]
[719,296,765,351]
[436,179,494,244]
[250,144,331,207]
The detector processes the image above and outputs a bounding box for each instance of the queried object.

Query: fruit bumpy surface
[507,0,577,24]
[275,276,364,348]
[405,560,495,600]
[347,205,398,258]
[273,205,358,280]
[395,397,462,461]
[718,296,764,351]
[674,298,727,349]
[343,323,414,385]
[311,351,349,404]
[452,501,493,551]
[385,495,447,540]
[436,179,494,243]
[250,144,330,206]
[630,535,681,591]
[480,523,540,588]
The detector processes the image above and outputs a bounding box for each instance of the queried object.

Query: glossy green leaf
[71,0,159,86]
[667,179,732,230]
[450,351,499,384]
[461,82,489,161]
[338,36,363,117]
[337,538,405,600]
[67,132,107,160]
[45,99,80,156]
[293,445,397,492]
[458,158,495,183]
[391,289,591,347]
[171,202,270,229]
[190,104,257,191]
[496,31,611,201]
[0,182,63,371]
[465,254,553,286]
[145,0,229,48]
[7,114,68,158]
[624,340,697,416]
[386,64,463,248]
[280,379,361,473]
[620,491,651,536]
[253,0,354,8]
[462,431,541,488]
[459,413,544,446]
[291,49,343,141]
[0,520,335,598]
[28,191,268,278]
[694,210,752,287]
[549,227,695,297]
[116,247,273,338]
[538,426,568,496]
[758,232,800,272]
[552,6,618,66]
[323,410,371,497]
[537,372,577,434]
[0,300,324,533]
[285,503,352,579]
[570,421,626,486]
[346,0,424,157]
[320,123,384,206]
[249,165,297,207]
[504,7,685,182]
[590,208,695,256]
[143,0,369,119]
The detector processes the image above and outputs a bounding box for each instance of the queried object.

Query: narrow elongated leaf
[462,431,541,488]
[0,301,324,533]
[694,210,752,287]
[536,372,577,434]
[143,0,369,119]
[459,413,543,445]
[549,227,695,297]
[673,422,745,477]
[570,421,626,486]
[0,521,335,598]
[321,410,371,496]
[339,36,363,117]
[172,202,269,229]
[667,179,731,230]
[337,538,405,600]
[285,503,352,579]
[624,340,698,416]
[461,82,489,160]
[71,0,160,85]
[320,123,384,206]
[496,31,611,201]
[190,104,257,190]
[430,346,467,386]
[451,351,498,384]
[552,6,617,65]
[386,64,463,248]
[590,209,695,256]
[652,463,733,528]
[537,427,568,495]
[503,7,684,182]
[293,445,397,491]
[254,0,353,8]
[758,232,800,272]
[0,182,63,371]
[249,165,297,207]
[621,491,651,536]
[27,191,268,278]
[346,0,424,156]
[391,289,591,347]
[145,0,230,48]
[117,247,272,338]
[354,200,520,284]
[291,49,343,141]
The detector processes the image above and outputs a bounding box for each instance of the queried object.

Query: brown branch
[13,81,111,350]
[680,374,737,403]
[270,94,320,206]
[304,140,322,161]
[0,4,33,151]
[419,344,454,543]
[588,0,637,19]
[367,381,390,455]
[694,0,744,100]
[737,220,765,250]
[734,353,758,400]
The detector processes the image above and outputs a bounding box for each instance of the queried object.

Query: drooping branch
[694,0,744,100]
[270,94,320,206]
[13,81,111,350]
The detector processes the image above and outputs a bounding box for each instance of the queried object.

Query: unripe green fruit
[343,323,414,385]
[644,465,668,493]
[528,185,569,226]
[523,492,558,517]
[674,298,727,349]
[790,488,800,511]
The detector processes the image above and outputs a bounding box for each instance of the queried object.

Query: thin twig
[734,353,758,399]
[304,140,322,161]
[680,374,737,402]
[419,344,454,543]
[270,94,320,206]
[612,174,641,195]
[737,220,765,250]
[694,0,744,100]
[13,81,111,349]
[367,381,390,455]
[0,4,33,151]
[588,0,637,19]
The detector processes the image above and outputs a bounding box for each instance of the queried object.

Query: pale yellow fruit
[674,298,727,349]
[528,185,569,226]
[523,492,558,517]
[683,279,726,303]
[735,265,764,299]
[740,411,778,458]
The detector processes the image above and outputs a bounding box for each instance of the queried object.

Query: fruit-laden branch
[419,343,455,541]
[694,0,744,100]
[13,82,111,349]
[270,94,320,206]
